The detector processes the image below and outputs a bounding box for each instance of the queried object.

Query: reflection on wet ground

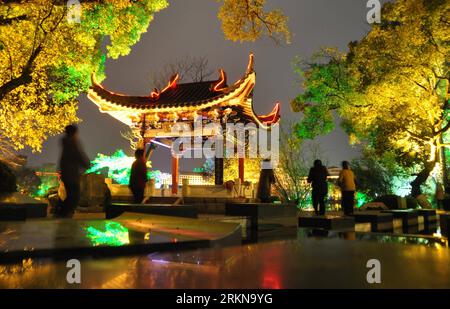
[0,212,448,288]
[0,236,449,289]
[0,213,241,261]
[298,228,448,248]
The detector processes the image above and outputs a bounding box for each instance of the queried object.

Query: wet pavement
[0,210,449,288]
[0,234,448,289]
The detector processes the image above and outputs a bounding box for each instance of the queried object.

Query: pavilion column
[215,157,224,185]
[172,155,179,195]
[238,157,245,183]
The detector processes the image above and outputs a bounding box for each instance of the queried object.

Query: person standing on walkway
[129,149,148,204]
[58,125,90,218]
[307,160,330,215]
[338,161,356,215]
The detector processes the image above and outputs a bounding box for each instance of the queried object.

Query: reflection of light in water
[84,222,130,246]
[151,259,169,264]
[262,273,281,289]
[300,228,448,248]
[359,234,448,248]
[144,232,150,241]
[0,258,33,276]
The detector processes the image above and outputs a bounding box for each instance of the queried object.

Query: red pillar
[238,157,244,183]
[172,156,179,195]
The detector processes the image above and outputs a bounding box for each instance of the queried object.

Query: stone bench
[417,209,438,234]
[381,210,419,234]
[0,205,27,221]
[351,211,394,232]
[226,203,297,229]
[298,214,355,231]
[106,203,198,219]
[226,203,298,242]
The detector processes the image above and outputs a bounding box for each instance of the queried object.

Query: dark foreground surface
[0,236,448,289]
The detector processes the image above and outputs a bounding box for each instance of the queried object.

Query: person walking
[338,161,356,215]
[307,160,330,215]
[129,149,148,204]
[58,125,90,218]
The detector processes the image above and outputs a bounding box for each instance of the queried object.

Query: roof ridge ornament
[150,88,160,99]
[257,102,280,125]
[246,53,255,74]
[161,74,179,93]
[150,74,180,100]
[212,69,227,92]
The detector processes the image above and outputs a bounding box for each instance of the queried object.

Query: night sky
[23,0,389,172]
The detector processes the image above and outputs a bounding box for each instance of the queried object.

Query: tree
[0,0,169,151]
[350,150,402,200]
[292,0,450,196]
[274,122,325,208]
[218,0,291,44]
[291,48,357,140]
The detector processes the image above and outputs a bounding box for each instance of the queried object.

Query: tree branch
[0,15,28,26]
[0,45,42,101]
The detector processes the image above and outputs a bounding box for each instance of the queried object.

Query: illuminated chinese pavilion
[87,54,280,194]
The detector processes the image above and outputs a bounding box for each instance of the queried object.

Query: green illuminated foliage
[84,221,130,246]
[355,192,369,208]
[86,149,160,185]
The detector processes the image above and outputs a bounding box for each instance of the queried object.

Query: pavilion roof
[87,54,280,129]
[88,56,253,110]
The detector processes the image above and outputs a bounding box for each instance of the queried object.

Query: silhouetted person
[257,160,276,203]
[58,125,90,218]
[129,149,147,204]
[308,160,329,215]
[338,161,356,215]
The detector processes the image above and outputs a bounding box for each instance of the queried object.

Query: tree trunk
[410,161,436,197]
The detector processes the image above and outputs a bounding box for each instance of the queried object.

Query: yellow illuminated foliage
[0,0,168,151]
[223,157,261,183]
[345,0,450,165]
[218,0,291,44]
